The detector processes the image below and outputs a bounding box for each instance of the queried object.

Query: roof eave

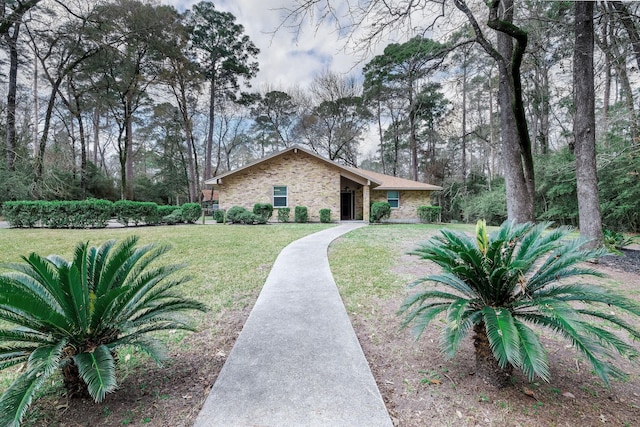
[373,186,443,191]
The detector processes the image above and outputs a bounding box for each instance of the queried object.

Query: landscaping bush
[43,201,74,228]
[181,203,202,223]
[2,200,113,228]
[0,237,207,426]
[142,202,161,225]
[2,201,43,227]
[253,203,274,224]
[294,206,308,223]
[158,205,178,218]
[213,209,225,223]
[319,208,331,223]
[277,207,290,223]
[240,210,257,224]
[84,199,113,228]
[226,206,246,223]
[113,201,159,226]
[162,209,184,225]
[400,220,640,388]
[462,183,507,226]
[417,205,441,223]
[114,200,139,226]
[370,202,391,223]
[226,206,256,224]
[603,229,636,253]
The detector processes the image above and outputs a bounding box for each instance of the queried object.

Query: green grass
[0,223,333,322]
[0,222,333,397]
[329,223,475,313]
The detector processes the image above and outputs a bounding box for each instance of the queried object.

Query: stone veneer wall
[370,190,432,222]
[218,150,341,222]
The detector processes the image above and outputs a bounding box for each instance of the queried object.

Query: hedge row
[222,205,333,224]
[1,200,202,228]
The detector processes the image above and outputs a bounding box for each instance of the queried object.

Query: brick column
[363,184,370,222]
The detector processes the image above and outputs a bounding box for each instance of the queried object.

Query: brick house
[203,145,442,222]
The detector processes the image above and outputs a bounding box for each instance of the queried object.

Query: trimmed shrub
[114,201,159,226]
[85,199,113,228]
[277,207,290,223]
[42,201,71,228]
[213,209,225,223]
[417,205,441,223]
[2,201,42,227]
[114,200,139,226]
[319,208,331,223]
[294,206,308,223]
[370,202,391,223]
[226,206,245,223]
[253,203,274,224]
[226,206,256,224]
[240,210,257,224]
[181,203,202,223]
[2,200,113,228]
[158,205,178,219]
[162,209,184,225]
[142,202,160,225]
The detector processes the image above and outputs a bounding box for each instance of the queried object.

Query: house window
[273,186,288,207]
[387,190,399,208]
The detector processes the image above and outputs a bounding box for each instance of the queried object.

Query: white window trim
[273,185,288,208]
[387,190,400,209]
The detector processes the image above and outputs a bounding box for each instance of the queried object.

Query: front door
[341,192,353,220]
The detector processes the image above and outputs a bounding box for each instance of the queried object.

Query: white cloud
[162,0,369,90]
[161,0,386,158]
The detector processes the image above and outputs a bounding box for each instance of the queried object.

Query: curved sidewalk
[194,223,393,426]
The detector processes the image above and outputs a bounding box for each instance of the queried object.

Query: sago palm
[0,237,207,426]
[400,220,640,388]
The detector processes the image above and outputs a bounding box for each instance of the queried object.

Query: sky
[163,0,367,91]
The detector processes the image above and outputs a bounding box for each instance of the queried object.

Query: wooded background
[1,0,638,232]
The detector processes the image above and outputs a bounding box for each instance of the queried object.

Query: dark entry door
[341,192,353,220]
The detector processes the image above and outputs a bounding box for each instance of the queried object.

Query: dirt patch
[26,306,252,426]
[355,246,640,427]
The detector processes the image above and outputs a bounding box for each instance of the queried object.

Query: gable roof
[352,168,443,191]
[204,145,442,191]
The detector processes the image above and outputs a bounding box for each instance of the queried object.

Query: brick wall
[218,150,341,222]
[371,190,432,222]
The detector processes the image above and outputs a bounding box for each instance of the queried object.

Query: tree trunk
[376,98,386,174]
[409,84,418,181]
[493,0,534,223]
[462,49,467,188]
[62,361,90,399]
[599,9,612,141]
[71,90,87,199]
[93,107,100,165]
[473,323,513,388]
[611,1,640,72]
[453,0,535,222]
[124,94,135,200]
[4,15,21,172]
[574,1,603,248]
[538,65,550,155]
[205,78,216,181]
[34,76,64,197]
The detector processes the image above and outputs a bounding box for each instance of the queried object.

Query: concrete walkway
[194,223,393,427]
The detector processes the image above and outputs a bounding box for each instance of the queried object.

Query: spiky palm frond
[73,345,117,403]
[0,238,207,425]
[400,220,640,387]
